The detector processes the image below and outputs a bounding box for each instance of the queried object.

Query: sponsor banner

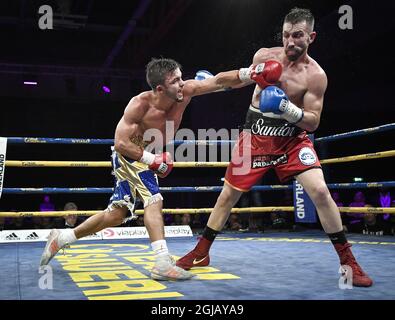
[0,137,7,198]
[164,225,193,237]
[293,180,317,224]
[102,225,193,240]
[0,229,51,243]
[0,229,103,243]
[102,227,148,239]
[0,226,192,243]
[79,232,103,241]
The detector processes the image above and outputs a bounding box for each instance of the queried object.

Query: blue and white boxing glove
[195,70,231,92]
[259,86,304,124]
[195,70,214,81]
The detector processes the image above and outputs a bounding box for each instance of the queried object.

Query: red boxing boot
[176,237,212,270]
[335,243,373,287]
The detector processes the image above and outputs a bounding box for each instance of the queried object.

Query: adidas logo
[25,232,39,240]
[5,233,20,240]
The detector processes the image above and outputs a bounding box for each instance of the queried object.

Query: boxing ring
[1,123,395,300]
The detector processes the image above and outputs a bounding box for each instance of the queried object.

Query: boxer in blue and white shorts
[107,146,162,221]
[39,57,259,280]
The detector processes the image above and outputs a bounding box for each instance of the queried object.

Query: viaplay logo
[103,229,115,238]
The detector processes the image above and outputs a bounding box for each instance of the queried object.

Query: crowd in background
[1,188,394,237]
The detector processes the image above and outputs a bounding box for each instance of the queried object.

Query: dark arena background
[0,0,394,311]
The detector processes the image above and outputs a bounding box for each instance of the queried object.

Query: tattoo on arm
[129,135,148,149]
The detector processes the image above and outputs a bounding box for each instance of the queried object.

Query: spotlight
[23,81,38,85]
[102,85,111,93]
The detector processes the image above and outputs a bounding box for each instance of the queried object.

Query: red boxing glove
[148,152,173,178]
[239,60,282,89]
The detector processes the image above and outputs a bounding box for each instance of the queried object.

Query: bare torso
[112,68,244,159]
[115,91,192,149]
[251,47,324,109]
[139,92,191,133]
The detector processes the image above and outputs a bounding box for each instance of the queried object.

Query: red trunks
[225,128,321,192]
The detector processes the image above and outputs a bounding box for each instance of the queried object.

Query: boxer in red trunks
[177,8,373,287]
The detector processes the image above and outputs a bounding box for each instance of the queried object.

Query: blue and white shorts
[106,147,163,222]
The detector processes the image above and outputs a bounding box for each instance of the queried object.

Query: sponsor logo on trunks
[252,154,288,169]
[298,147,316,165]
[251,119,296,137]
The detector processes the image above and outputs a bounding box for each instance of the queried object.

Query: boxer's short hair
[146,58,182,90]
[284,8,315,31]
